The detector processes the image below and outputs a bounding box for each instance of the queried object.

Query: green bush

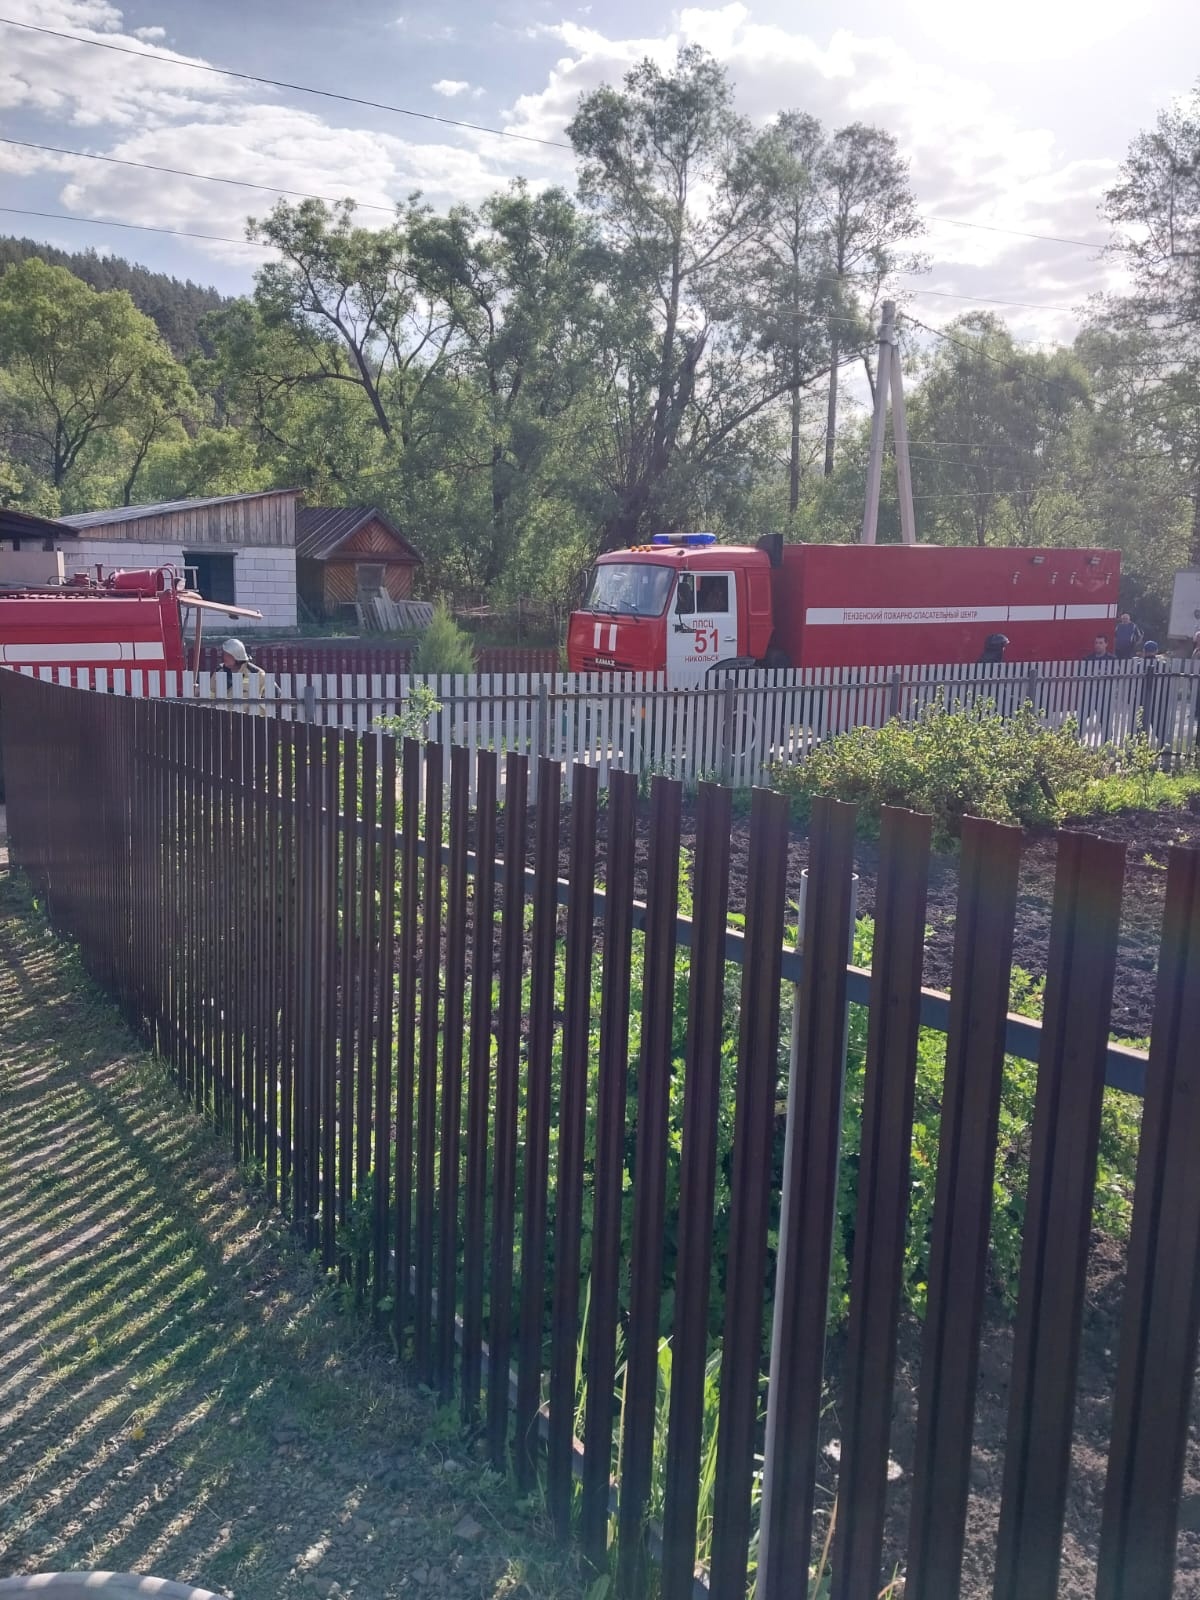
[374,681,441,742]
[413,600,476,676]
[769,695,1106,844]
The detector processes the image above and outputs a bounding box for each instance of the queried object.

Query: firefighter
[212,637,269,712]
[979,633,1009,666]
[1139,639,1167,746]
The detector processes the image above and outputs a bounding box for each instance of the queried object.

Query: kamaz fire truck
[568,534,1121,684]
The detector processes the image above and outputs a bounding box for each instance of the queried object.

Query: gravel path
[0,874,582,1600]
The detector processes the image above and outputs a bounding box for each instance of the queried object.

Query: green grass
[1063,768,1200,817]
[0,872,582,1600]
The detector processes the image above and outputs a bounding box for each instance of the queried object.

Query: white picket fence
[7,658,1199,800]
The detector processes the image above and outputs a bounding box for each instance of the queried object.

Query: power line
[0,206,272,251]
[0,15,572,151]
[0,137,1094,264]
[903,284,1080,313]
[0,201,1097,322]
[0,15,1120,260]
[0,135,397,214]
[926,215,1100,251]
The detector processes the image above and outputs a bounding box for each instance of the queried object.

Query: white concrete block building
[58,490,300,629]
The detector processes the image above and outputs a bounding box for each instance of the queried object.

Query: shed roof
[295,505,423,564]
[59,488,300,530]
[0,506,80,541]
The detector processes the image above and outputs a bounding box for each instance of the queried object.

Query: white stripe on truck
[804,603,1117,626]
[0,641,166,664]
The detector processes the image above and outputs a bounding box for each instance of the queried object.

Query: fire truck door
[668,570,739,684]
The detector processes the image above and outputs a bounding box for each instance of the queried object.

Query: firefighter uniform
[211,662,270,713]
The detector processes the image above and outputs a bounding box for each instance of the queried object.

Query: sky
[1,0,1197,350]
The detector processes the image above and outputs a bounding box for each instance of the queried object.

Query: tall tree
[568,46,782,545]
[409,183,606,583]
[1103,83,1200,561]
[818,124,923,476]
[0,257,194,494]
[906,313,1089,546]
[751,112,840,515]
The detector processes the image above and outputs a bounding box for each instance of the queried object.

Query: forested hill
[0,237,232,357]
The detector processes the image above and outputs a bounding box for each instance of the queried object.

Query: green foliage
[768,696,1105,844]
[0,256,196,501]
[374,682,442,742]
[0,235,229,357]
[413,602,477,676]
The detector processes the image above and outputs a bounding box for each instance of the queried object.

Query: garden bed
[554,793,1200,1042]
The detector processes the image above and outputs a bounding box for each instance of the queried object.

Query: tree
[568,46,784,546]
[818,124,923,476]
[1103,83,1200,561]
[751,112,841,515]
[408,183,607,584]
[0,257,195,495]
[905,314,1089,546]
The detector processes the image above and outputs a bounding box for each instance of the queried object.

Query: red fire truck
[567,534,1121,682]
[0,565,261,680]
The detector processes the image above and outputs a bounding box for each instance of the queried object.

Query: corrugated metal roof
[59,488,301,530]
[295,505,423,564]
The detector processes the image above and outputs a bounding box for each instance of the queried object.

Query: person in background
[1083,634,1114,738]
[979,632,1009,665]
[212,637,269,712]
[1192,630,1200,660]
[1139,639,1166,746]
[1114,613,1143,660]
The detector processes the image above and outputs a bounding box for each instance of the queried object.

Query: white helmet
[222,637,249,663]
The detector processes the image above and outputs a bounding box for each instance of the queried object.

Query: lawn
[0,873,582,1600]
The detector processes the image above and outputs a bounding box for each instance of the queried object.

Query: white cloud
[501,4,1125,341]
[907,0,1150,65]
[0,0,1136,329]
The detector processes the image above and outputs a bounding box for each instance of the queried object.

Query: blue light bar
[682,531,717,547]
[651,534,676,546]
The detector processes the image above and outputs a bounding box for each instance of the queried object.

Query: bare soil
[554,794,1200,1042]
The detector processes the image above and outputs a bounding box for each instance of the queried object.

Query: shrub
[769,695,1105,845]
[375,682,441,742]
[413,600,476,676]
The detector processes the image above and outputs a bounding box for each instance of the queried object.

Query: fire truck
[567,535,1122,684]
[0,565,262,680]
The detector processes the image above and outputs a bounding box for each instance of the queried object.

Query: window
[675,573,695,615]
[697,574,729,612]
[583,562,674,618]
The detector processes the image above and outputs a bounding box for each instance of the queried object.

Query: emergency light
[651,532,717,547]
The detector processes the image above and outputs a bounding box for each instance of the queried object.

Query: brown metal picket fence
[3,670,1200,1600]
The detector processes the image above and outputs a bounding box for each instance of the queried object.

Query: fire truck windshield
[582,562,673,617]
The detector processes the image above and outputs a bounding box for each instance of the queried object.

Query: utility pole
[860,300,917,546]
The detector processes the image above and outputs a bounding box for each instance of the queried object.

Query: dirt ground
[0,873,582,1600]
[554,794,1200,1042]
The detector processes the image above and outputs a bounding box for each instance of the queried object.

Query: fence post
[1024,664,1039,710]
[536,678,550,765]
[888,670,901,719]
[720,678,736,785]
[302,682,317,725]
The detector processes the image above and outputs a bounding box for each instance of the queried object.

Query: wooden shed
[296,506,422,622]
